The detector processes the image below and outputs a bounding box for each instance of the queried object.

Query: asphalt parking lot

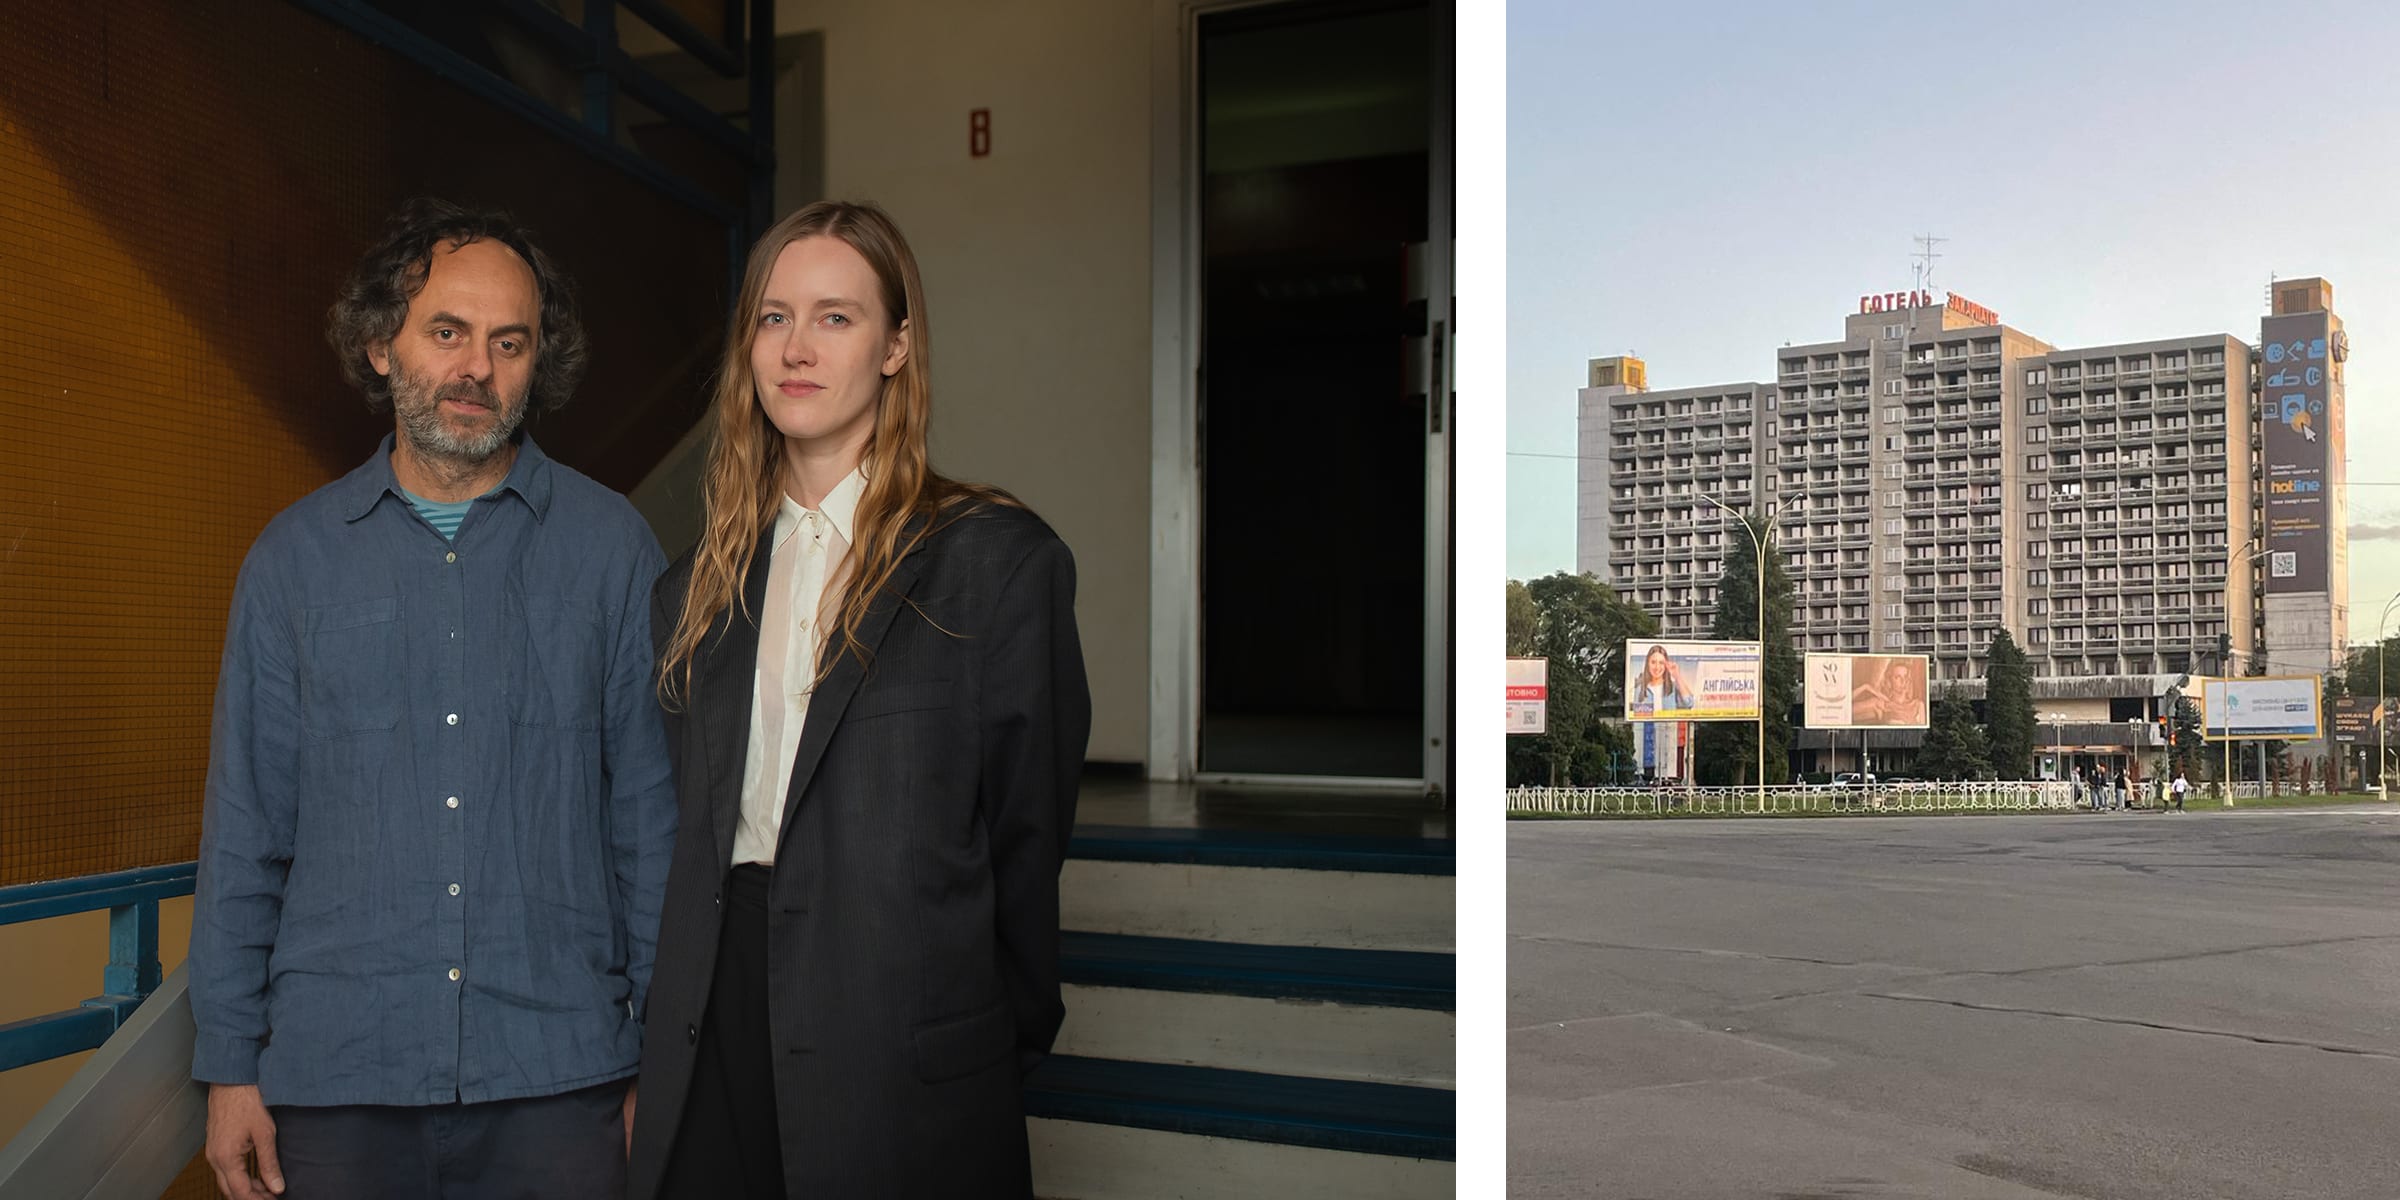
[1509,808,2400,1199]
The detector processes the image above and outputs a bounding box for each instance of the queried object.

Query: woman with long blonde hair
[626,201,1090,1199]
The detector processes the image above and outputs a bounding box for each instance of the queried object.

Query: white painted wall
[764,0,1158,764]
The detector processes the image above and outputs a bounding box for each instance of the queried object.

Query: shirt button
[686,1023,699,1045]
[448,883,461,896]
[446,713,459,726]
[445,551,457,563]
[446,796,460,809]
[448,968,462,982]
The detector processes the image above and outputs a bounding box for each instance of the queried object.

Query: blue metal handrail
[0,862,195,1074]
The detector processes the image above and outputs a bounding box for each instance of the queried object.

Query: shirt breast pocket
[505,593,607,731]
[301,597,404,738]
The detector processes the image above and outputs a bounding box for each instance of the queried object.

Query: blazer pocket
[910,1001,1014,1083]
[846,679,954,723]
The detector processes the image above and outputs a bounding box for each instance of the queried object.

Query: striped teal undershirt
[399,487,479,541]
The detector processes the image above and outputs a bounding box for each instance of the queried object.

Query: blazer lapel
[698,525,777,872]
[775,546,930,848]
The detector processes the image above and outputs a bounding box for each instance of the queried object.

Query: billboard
[1507,658,1547,735]
[2200,676,2323,740]
[1623,639,1761,722]
[2329,695,2398,744]
[1803,654,1931,729]
[1639,717,1688,780]
[2260,313,2335,594]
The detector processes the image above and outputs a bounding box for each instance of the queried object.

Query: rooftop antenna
[1912,234,1947,298]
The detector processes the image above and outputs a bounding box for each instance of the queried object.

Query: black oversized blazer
[626,502,1089,1199]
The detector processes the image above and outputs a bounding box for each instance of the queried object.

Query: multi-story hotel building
[1577,280,2349,773]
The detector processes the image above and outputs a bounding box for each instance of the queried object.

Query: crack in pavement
[1517,929,2400,983]
[1512,931,1927,974]
[1863,992,2400,1061]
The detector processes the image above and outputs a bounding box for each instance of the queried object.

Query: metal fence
[1507,778,2339,817]
[1513,781,2085,816]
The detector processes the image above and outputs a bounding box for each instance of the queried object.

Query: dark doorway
[1197,0,1432,779]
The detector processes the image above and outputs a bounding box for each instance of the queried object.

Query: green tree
[2168,692,2204,780]
[1506,572,1657,787]
[1693,514,1799,785]
[1916,698,1992,780]
[1984,629,2036,778]
[1505,579,1538,657]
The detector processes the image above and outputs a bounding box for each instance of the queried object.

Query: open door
[1189,0,1449,791]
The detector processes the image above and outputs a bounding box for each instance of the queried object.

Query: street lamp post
[2365,595,2400,797]
[1696,490,1771,814]
[2041,711,2069,799]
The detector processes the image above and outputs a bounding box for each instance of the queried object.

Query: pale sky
[1507,0,2400,635]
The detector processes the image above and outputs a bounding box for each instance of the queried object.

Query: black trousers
[268,1081,625,1200]
[658,863,785,1198]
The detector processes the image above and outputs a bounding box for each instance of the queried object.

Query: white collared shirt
[734,468,866,866]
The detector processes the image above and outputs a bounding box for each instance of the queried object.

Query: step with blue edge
[1023,1054,1453,1162]
[1060,827,1455,952]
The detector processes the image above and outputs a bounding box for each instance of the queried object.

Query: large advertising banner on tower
[2261,313,2333,594]
[1623,639,1761,722]
[2200,676,2323,740]
[1803,654,1931,729]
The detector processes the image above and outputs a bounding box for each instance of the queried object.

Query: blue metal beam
[0,863,194,928]
[0,1008,114,1074]
[620,0,745,77]
[101,902,161,1000]
[285,0,742,229]
[746,0,776,236]
[481,0,761,161]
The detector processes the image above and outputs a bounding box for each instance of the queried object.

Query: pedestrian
[2171,771,2189,812]
[192,199,676,1200]
[2114,767,2129,811]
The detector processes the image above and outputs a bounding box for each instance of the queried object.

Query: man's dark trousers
[269,1081,626,1199]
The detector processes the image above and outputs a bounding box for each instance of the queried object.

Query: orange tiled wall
[0,1,732,889]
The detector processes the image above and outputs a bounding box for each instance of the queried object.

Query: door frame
[1145,0,1451,792]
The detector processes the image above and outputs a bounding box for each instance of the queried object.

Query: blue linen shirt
[191,434,678,1107]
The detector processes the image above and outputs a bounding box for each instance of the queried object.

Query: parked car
[1830,772,1878,788]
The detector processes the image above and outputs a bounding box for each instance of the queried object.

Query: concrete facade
[1578,284,2350,768]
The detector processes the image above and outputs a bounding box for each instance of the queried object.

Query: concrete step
[1029,1118,1453,1200]
[1025,1055,1453,1200]
[1053,933,1453,1087]
[1060,827,1454,952]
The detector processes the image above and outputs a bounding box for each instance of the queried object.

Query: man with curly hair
[190,199,675,1200]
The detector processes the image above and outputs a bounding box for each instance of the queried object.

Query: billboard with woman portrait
[1803,654,1931,729]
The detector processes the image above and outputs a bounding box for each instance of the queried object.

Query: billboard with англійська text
[1623,640,1760,722]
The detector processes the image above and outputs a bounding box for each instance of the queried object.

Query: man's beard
[391,363,529,466]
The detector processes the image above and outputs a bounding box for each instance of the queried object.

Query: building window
[2028,569,2048,586]
[1885,380,1903,396]
[2027,455,2047,472]
[2025,427,2047,444]
[2026,368,2047,386]
[2025,396,2047,415]
[1884,323,1903,340]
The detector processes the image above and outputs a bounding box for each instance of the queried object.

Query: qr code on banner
[2270,551,2297,578]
